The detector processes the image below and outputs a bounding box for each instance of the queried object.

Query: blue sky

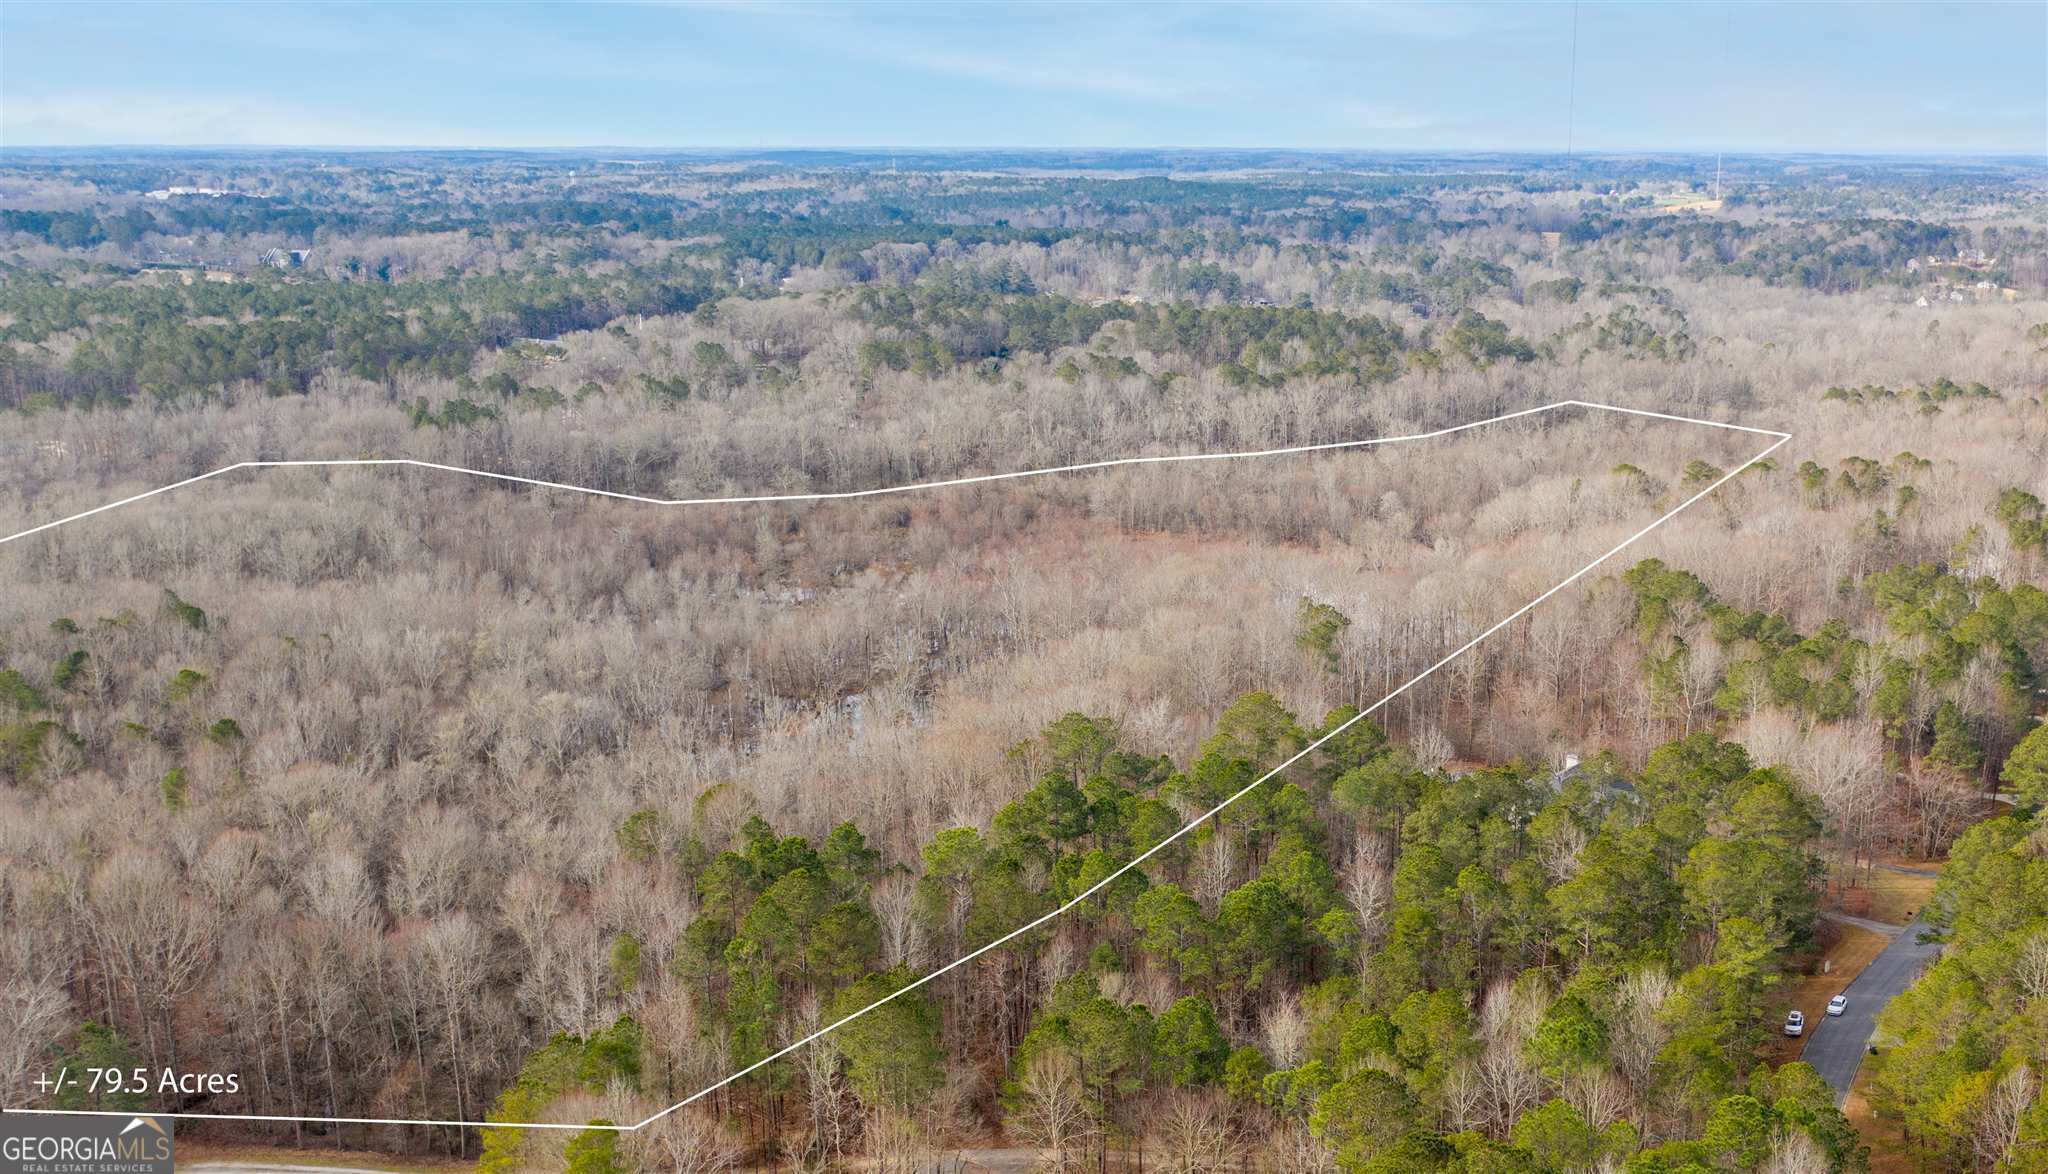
[2,2,2042,154]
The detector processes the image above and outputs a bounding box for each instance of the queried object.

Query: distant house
[509,337,568,364]
[145,186,239,200]
[259,248,314,270]
[1546,752,1638,802]
[1925,248,1997,273]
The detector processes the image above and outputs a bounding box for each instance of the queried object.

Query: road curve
[1801,917,1942,1105]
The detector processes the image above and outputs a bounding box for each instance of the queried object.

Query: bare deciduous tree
[1150,1091,1246,1174]
[1974,1063,2037,1170]
[1009,1052,1093,1172]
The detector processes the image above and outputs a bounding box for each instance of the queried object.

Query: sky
[1,1,2042,155]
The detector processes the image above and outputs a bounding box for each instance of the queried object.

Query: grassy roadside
[1830,857,1939,926]
[1862,869,1937,926]
[1844,1067,1916,1174]
[1765,923,1891,1068]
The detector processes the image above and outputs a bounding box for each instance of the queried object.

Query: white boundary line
[2,400,1790,1134]
[0,399,1784,549]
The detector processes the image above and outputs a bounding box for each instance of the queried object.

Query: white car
[1784,1010,1805,1037]
[1827,995,1848,1017]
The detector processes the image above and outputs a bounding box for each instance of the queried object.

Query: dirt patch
[1764,923,1891,1067]
[174,1143,469,1173]
[1658,197,1726,213]
[841,1146,1039,1173]
[956,1148,1041,1173]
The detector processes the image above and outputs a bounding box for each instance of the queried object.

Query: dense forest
[1,151,2044,1172]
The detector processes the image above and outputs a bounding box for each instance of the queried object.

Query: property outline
[2,400,1781,548]
[2,399,1792,1133]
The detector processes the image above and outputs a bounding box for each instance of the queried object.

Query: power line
[1715,2,1733,200]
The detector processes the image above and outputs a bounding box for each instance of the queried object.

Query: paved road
[1801,917,1942,1105]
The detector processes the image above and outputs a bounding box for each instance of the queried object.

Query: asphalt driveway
[1800,916,1942,1105]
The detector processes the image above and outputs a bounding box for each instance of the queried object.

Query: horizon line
[1,144,2041,164]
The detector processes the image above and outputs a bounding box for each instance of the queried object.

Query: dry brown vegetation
[1,157,2044,1170]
